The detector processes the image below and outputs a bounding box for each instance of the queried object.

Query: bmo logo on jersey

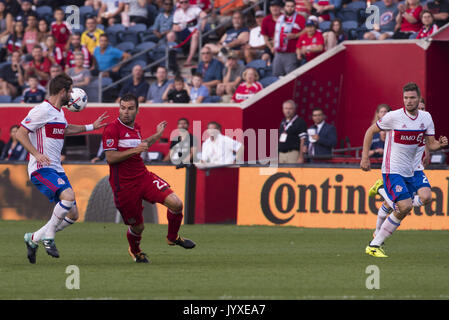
[45,123,66,139]
[394,130,425,145]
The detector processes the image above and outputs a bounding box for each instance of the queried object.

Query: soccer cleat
[128,247,150,263]
[365,245,388,258]
[369,179,384,197]
[42,239,60,258]
[24,233,38,264]
[167,236,196,249]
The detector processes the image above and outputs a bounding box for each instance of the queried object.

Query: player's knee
[419,192,432,205]
[60,188,76,202]
[132,223,145,234]
[172,200,183,213]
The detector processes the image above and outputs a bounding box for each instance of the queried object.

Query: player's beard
[61,93,71,107]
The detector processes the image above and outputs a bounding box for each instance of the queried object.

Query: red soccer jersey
[66,46,92,69]
[27,58,52,86]
[51,21,71,49]
[295,0,311,14]
[416,24,438,39]
[261,14,278,39]
[275,13,306,53]
[401,6,423,32]
[102,118,148,188]
[232,81,263,103]
[189,0,212,11]
[296,31,324,61]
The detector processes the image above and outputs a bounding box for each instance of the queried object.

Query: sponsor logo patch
[57,178,65,185]
[395,185,403,193]
[106,139,114,147]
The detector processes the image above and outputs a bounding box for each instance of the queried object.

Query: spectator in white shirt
[244,10,271,64]
[201,121,244,165]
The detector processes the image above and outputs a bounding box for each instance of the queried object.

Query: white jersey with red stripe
[20,100,67,177]
[377,108,435,177]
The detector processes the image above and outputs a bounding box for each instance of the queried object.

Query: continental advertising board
[0,164,186,224]
[237,168,449,230]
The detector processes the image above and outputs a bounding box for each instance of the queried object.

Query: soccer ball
[67,88,88,112]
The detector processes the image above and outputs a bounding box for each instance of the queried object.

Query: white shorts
[370,31,394,39]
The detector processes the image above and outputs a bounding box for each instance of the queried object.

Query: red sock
[167,209,183,241]
[127,227,142,254]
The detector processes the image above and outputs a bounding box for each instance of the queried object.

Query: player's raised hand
[156,121,168,135]
[439,136,448,148]
[93,112,109,130]
[360,157,371,171]
[35,153,51,166]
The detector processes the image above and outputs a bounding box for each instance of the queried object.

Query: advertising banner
[0,164,186,224]
[237,168,449,230]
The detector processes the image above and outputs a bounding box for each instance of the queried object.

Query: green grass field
[1,220,449,300]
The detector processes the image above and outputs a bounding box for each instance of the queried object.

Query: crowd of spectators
[0,0,443,105]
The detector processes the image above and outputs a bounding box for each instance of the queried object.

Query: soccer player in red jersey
[102,93,195,263]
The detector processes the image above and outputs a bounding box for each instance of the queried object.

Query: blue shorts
[383,172,431,203]
[30,168,72,203]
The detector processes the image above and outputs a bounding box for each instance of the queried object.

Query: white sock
[43,200,74,240]
[374,204,392,236]
[378,188,395,210]
[56,216,76,232]
[370,213,401,247]
[412,195,423,207]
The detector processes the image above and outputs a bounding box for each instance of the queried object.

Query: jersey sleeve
[425,114,435,136]
[102,124,119,151]
[298,118,307,139]
[376,111,394,131]
[21,105,48,132]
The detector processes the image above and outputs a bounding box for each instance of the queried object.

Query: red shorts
[112,171,173,225]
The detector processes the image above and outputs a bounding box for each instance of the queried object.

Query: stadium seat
[36,5,52,19]
[12,96,23,103]
[0,95,12,103]
[87,77,113,102]
[319,21,331,32]
[134,41,157,61]
[120,24,148,44]
[246,59,268,78]
[259,76,278,88]
[342,21,358,39]
[116,41,135,53]
[79,5,95,25]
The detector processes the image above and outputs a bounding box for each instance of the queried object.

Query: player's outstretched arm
[143,121,168,148]
[16,126,51,166]
[425,135,448,151]
[65,112,109,136]
[360,123,381,171]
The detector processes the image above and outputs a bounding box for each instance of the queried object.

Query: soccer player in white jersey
[360,83,448,258]
[369,98,431,238]
[16,73,108,264]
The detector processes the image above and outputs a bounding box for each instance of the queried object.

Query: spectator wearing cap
[273,0,306,77]
[197,46,224,93]
[81,17,105,55]
[296,17,324,64]
[244,10,272,65]
[204,11,249,62]
[261,0,283,57]
[216,51,245,102]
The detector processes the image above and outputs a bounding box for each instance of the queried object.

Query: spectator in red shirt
[65,33,94,72]
[261,0,282,57]
[51,8,72,52]
[23,13,38,54]
[393,0,423,39]
[24,44,51,87]
[272,0,306,77]
[231,67,263,103]
[296,18,324,64]
[416,10,439,39]
[296,0,312,17]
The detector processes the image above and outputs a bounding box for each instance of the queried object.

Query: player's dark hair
[178,117,189,125]
[120,93,139,109]
[207,121,221,131]
[49,73,73,96]
[403,82,421,97]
